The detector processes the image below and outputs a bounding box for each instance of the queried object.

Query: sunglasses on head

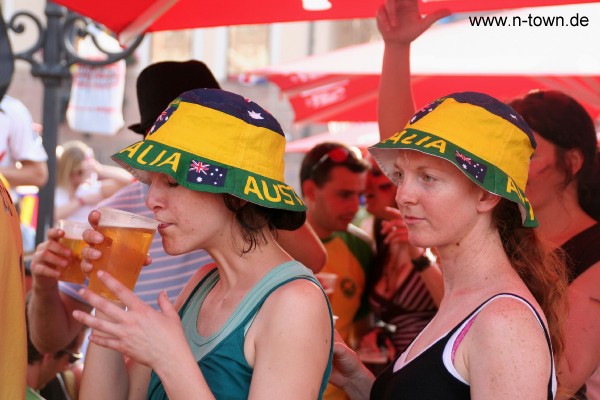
[58,349,83,364]
[310,146,361,176]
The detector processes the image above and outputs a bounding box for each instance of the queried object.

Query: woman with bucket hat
[72,89,333,399]
[329,91,568,399]
[375,1,600,398]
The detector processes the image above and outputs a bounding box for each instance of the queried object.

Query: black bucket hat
[128,60,220,134]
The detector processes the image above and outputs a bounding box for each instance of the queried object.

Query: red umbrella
[244,2,600,123]
[52,0,599,42]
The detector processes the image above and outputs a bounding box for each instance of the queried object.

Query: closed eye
[167,177,179,188]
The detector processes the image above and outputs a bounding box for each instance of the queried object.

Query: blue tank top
[147,261,333,399]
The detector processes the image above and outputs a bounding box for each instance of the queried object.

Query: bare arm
[248,279,331,399]
[557,262,600,399]
[376,0,450,140]
[0,160,48,188]
[54,196,86,221]
[27,228,91,353]
[91,159,134,199]
[465,298,552,399]
[92,159,133,183]
[330,331,375,400]
[75,274,214,400]
[277,222,327,273]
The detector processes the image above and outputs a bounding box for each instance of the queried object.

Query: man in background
[0,95,48,188]
[300,142,373,400]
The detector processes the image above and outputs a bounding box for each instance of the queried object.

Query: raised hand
[80,209,152,276]
[377,0,450,45]
[30,228,72,287]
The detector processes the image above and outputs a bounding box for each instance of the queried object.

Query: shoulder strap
[186,261,321,360]
[178,265,218,318]
[442,293,555,396]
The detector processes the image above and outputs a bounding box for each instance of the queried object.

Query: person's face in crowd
[526,132,567,212]
[70,153,97,188]
[365,156,396,219]
[393,150,486,250]
[37,342,82,389]
[146,172,232,255]
[305,166,366,238]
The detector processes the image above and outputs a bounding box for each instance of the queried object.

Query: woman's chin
[161,239,186,256]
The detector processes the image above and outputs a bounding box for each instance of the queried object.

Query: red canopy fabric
[52,0,599,37]
[245,2,600,123]
[286,123,380,152]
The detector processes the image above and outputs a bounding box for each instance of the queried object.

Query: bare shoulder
[571,261,600,297]
[254,277,330,336]
[262,277,329,316]
[461,295,552,397]
[465,295,551,369]
[470,295,548,341]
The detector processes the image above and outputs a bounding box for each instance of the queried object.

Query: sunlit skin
[145,172,237,256]
[303,166,366,239]
[525,132,568,213]
[392,150,489,252]
[365,156,397,219]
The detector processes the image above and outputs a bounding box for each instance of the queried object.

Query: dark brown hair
[299,142,370,192]
[223,194,287,254]
[509,90,600,220]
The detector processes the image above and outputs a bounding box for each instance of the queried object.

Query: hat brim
[369,128,537,228]
[112,139,307,230]
[127,122,145,135]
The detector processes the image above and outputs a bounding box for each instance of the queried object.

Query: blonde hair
[56,141,92,190]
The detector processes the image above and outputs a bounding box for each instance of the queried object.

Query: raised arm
[0,159,48,188]
[277,222,327,273]
[74,273,214,400]
[377,0,450,140]
[27,228,92,353]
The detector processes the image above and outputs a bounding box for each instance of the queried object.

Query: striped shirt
[370,267,437,354]
[59,181,213,309]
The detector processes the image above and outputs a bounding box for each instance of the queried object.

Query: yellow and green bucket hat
[369,92,537,227]
[112,88,306,230]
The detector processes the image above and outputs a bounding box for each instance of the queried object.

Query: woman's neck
[533,197,596,246]
[437,227,518,299]
[206,233,292,291]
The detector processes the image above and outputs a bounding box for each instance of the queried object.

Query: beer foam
[98,207,159,230]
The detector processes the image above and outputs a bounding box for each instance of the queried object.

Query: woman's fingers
[87,209,101,229]
[94,271,143,311]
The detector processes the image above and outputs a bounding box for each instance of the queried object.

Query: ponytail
[493,199,568,361]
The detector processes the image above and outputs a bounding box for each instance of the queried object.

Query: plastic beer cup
[88,207,159,301]
[57,220,89,284]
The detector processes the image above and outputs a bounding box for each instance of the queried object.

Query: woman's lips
[403,216,422,225]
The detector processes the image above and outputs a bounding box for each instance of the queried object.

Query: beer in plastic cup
[88,207,159,301]
[57,220,89,284]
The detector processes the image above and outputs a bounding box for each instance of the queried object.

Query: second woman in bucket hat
[329,90,568,399]
[73,89,333,399]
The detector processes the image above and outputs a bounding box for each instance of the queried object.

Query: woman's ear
[565,148,584,176]
[476,189,501,214]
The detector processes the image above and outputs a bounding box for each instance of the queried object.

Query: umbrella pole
[7,1,144,245]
